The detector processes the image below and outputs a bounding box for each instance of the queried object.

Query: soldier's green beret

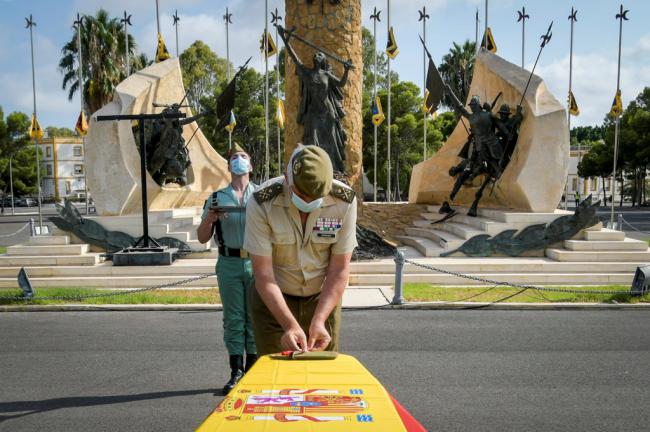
[292,145,333,199]
[227,142,247,159]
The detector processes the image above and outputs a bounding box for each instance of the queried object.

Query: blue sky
[1,0,649,130]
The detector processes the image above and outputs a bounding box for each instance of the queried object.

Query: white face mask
[230,155,251,175]
[291,192,323,213]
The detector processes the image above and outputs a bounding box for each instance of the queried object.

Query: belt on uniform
[218,246,249,259]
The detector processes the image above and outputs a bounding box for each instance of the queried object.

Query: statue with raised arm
[277,25,352,174]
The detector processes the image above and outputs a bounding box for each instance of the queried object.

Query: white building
[39,137,86,200]
[565,146,621,207]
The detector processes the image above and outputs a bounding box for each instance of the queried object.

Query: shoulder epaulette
[331,183,355,203]
[254,182,283,204]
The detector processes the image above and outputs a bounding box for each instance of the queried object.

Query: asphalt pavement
[1,310,650,431]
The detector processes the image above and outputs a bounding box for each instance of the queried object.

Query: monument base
[112,247,178,266]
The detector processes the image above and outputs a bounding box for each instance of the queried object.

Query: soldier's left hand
[343,59,353,70]
[307,321,331,352]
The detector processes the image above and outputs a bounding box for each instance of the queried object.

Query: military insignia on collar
[331,183,355,203]
[253,182,283,204]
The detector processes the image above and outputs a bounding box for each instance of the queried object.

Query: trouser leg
[216,257,247,356]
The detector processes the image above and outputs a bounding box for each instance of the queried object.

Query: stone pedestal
[284,0,363,188]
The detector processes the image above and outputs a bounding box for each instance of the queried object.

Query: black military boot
[245,354,258,373]
[223,355,244,394]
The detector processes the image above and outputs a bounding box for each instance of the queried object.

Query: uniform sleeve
[331,197,358,255]
[243,198,273,256]
[200,198,210,220]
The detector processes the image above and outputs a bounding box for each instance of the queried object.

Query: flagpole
[475,9,480,55]
[484,0,488,49]
[517,7,529,68]
[155,0,160,36]
[264,0,270,182]
[272,9,282,176]
[419,6,429,162]
[25,15,43,234]
[9,156,14,215]
[172,10,180,58]
[224,8,232,81]
[74,13,89,215]
[121,11,132,77]
[568,7,577,210]
[386,0,392,202]
[611,4,629,227]
[370,8,380,202]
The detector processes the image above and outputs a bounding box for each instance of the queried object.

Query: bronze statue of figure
[278,26,352,174]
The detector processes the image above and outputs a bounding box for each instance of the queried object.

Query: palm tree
[438,40,476,113]
[59,9,141,115]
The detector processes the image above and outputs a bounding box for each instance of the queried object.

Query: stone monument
[284,0,363,187]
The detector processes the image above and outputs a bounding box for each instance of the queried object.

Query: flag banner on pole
[29,114,44,141]
[423,58,444,114]
[276,99,285,130]
[609,89,623,118]
[75,111,89,136]
[155,33,171,63]
[386,26,399,59]
[372,96,385,127]
[568,90,580,116]
[260,30,277,58]
[224,111,237,133]
[481,27,497,53]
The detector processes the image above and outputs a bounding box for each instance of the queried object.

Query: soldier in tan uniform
[243,145,357,355]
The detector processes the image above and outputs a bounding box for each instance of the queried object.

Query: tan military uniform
[243,176,357,354]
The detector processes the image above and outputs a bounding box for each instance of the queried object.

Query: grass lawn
[0,288,221,305]
[404,283,650,304]
[0,246,6,254]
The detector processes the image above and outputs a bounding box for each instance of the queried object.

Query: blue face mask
[230,156,250,175]
[291,192,323,213]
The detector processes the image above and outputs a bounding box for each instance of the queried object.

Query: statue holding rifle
[276,25,353,175]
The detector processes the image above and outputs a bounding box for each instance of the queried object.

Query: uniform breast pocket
[272,231,298,268]
[311,230,338,252]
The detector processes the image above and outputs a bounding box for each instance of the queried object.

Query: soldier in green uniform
[244,145,357,355]
[197,143,257,393]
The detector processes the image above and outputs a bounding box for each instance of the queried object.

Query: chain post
[617,213,623,231]
[29,218,35,237]
[392,250,405,305]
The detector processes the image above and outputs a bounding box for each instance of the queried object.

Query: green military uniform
[243,146,358,355]
[202,182,257,356]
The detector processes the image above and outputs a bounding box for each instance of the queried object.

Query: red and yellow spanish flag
[75,111,88,136]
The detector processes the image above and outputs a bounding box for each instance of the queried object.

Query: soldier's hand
[307,321,331,352]
[343,59,353,71]
[206,209,225,224]
[281,326,308,352]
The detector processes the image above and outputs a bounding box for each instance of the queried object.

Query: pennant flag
[276,99,285,130]
[75,111,89,136]
[609,89,623,118]
[28,114,44,141]
[224,111,236,133]
[480,27,497,53]
[386,26,399,59]
[372,96,385,127]
[155,33,171,63]
[568,90,580,116]
[260,30,278,58]
[216,57,250,131]
[423,57,444,114]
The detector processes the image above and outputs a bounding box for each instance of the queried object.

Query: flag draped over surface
[75,111,88,136]
[610,89,623,117]
[386,26,399,59]
[481,27,497,53]
[224,111,236,133]
[568,90,580,116]
[372,96,385,127]
[260,30,277,58]
[29,114,43,141]
[276,99,285,129]
[155,33,171,63]
[423,58,444,115]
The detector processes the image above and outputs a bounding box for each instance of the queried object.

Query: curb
[2,302,650,312]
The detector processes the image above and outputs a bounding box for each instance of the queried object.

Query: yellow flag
[75,111,89,136]
[567,90,580,116]
[225,111,236,133]
[260,30,277,58]
[372,96,385,127]
[276,99,285,130]
[609,89,623,117]
[155,33,171,63]
[29,114,44,141]
[481,27,497,53]
[386,26,399,59]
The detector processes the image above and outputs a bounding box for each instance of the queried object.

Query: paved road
[1,310,650,431]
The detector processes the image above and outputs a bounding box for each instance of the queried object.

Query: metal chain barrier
[0,222,31,238]
[621,216,650,235]
[402,258,632,296]
[0,273,214,302]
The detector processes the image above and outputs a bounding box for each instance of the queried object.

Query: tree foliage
[438,40,476,112]
[0,108,39,198]
[180,41,229,115]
